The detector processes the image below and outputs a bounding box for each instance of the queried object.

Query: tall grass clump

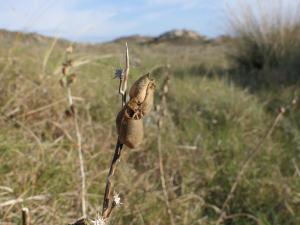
[227,0,300,87]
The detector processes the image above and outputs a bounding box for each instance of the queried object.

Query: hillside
[112,29,210,45]
[0,29,299,225]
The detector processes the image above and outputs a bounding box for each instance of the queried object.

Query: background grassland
[1,2,300,224]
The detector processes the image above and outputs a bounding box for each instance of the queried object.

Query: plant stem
[101,43,129,221]
[102,140,123,219]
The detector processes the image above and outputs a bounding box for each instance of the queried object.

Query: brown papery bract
[116,100,144,149]
[129,73,153,103]
[140,81,156,116]
[116,73,156,148]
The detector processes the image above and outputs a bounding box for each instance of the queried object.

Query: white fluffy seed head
[113,193,122,207]
[91,213,106,225]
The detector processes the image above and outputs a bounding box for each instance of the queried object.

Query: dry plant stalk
[101,43,156,223]
[60,46,87,218]
[116,74,155,149]
[0,195,49,208]
[119,42,130,107]
[156,74,175,225]
[69,218,88,225]
[22,208,30,225]
[215,100,297,225]
[101,43,129,221]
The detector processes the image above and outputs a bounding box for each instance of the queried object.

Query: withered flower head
[129,73,156,117]
[116,101,144,148]
[129,73,154,103]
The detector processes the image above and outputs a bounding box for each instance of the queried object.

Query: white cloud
[145,0,200,9]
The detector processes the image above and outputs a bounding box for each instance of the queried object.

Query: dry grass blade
[20,98,66,118]
[0,195,49,208]
[156,74,175,225]
[42,37,58,75]
[214,103,295,225]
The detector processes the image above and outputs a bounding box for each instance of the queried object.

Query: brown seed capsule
[116,100,144,148]
[67,74,77,86]
[140,81,155,116]
[129,73,153,103]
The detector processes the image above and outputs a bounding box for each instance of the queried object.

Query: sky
[0,0,228,42]
[0,0,297,43]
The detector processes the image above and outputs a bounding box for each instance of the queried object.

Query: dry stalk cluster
[117,73,156,148]
[60,46,87,219]
[101,44,156,224]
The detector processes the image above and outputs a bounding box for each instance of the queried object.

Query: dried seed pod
[116,100,144,148]
[67,74,77,86]
[129,73,153,103]
[140,81,156,116]
[126,98,143,119]
[65,105,76,117]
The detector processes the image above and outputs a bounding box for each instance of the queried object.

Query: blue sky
[0,0,297,43]
[0,0,228,42]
